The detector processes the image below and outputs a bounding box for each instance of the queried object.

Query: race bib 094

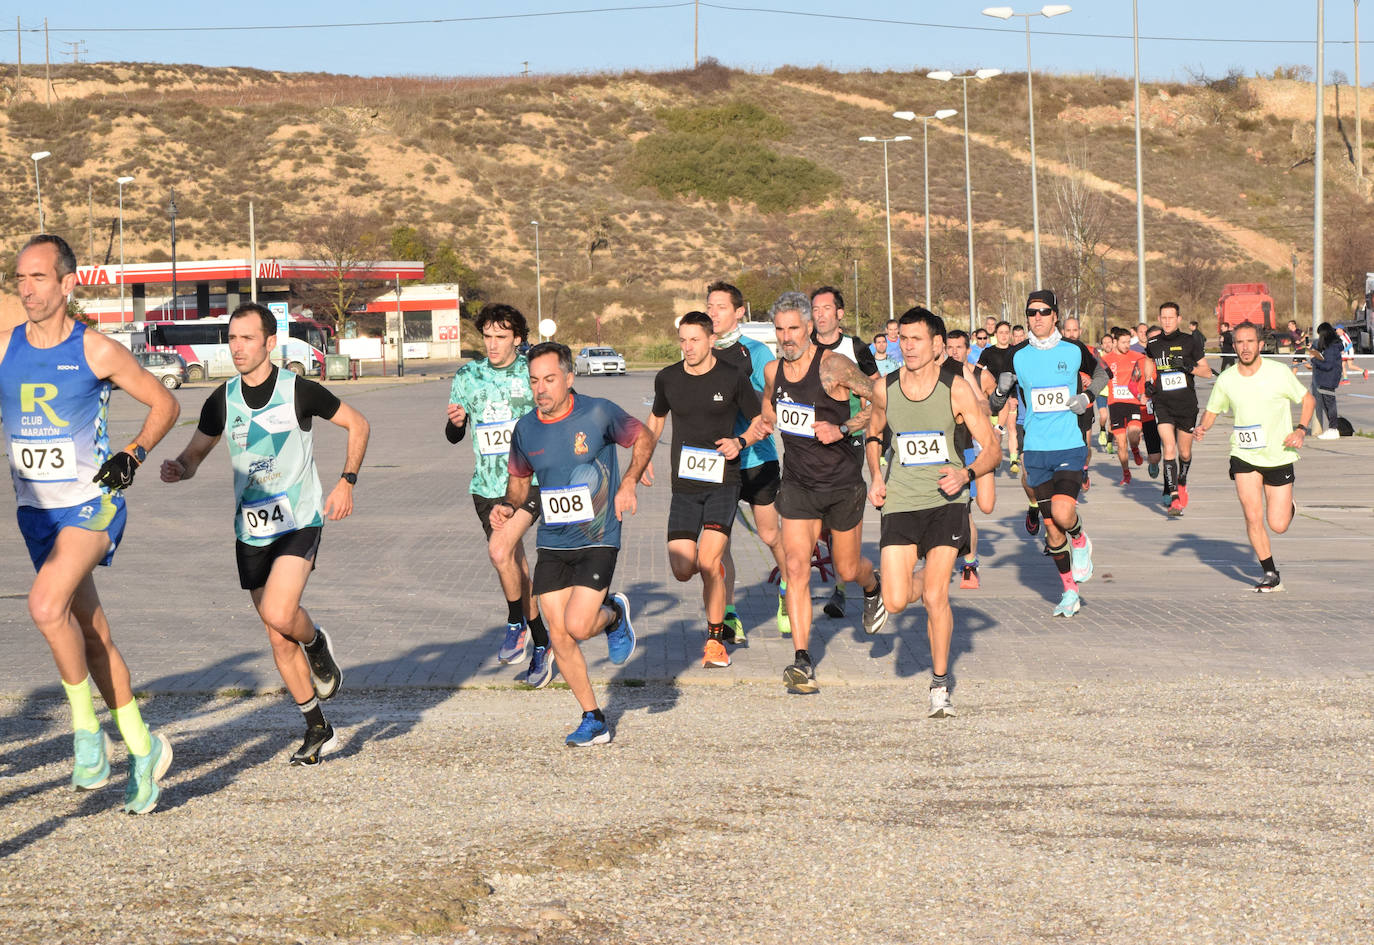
[240,493,298,540]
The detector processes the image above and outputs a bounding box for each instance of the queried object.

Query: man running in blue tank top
[0,235,181,813]
[989,290,1108,617]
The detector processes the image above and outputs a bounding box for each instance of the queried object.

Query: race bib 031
[1233,424,1267,450]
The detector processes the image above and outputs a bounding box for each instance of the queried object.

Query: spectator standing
[1308,322,1343,439]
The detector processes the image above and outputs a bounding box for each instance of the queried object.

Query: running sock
[795,648,811,663]
[1179,458,1192,485]
[778,580,787,597]
[930,671,951,690]
[864,573,881,597]
[1049,540,1073,577]
[61,676,100,734]
[588,708,606,723]
[112,699,152,756]
[1163,459,1179,494]
[506,599,523,625]
[297,696,326,730]
[1259,556,1276,573]
[1066,517,1084,541]
[604,596,625,633]
[528,614,550,649]
[304,626,325,653]
[707,622,725,639]
[724,605,739,622]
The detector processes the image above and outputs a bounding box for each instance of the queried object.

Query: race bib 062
[475,419,517,456]
[895,431,950,466]
[1233,425,1267,450]
[775,400,816,438]
[677,446,725,483]
[541,484,594,525]
[1159,371,1187,392]
[10,436,76,483]
[240,493,298,540]
[1030,386,1072,413]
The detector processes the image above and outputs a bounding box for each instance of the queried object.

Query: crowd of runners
[0,235,1326,806]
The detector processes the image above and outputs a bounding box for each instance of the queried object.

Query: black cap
[1026,289,1058,311]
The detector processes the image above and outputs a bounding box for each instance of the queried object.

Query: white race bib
[895,431,950,466]
[677,445,725,483]
[240,493,298,540]
[10,437,76,482]
[776,400,816,438]
[1112,384,1133,401]
[475,419,517,456]
[541,484,594,525]
[1159,371,1187,392]
[1233,425,1267,450]
[1030,386,1072,413]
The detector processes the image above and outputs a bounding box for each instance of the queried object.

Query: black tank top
[770,348,862,490]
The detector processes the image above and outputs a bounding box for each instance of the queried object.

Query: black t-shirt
[812,331,879,377]
[652,358,761,492]
[197,366,342,437]
[1145,330,1205,401]
[977,344,1015,379]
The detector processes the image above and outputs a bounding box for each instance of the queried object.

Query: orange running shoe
[959,564,980,589]
[1118,469,1131,485]
[1178,484,1189,508]
[703,637,731,668]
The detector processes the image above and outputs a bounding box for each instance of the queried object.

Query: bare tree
[1045,147,1114,320]
[297,209,388,328]
[583,207,615,276]
[1324,204,1374,311]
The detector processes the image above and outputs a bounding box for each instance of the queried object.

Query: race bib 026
[895,431,950,466]
[775,400,816,438]
[1233,425,1267,450]
[1159,371,1187,392]
[10,436,76,483]
[541,484,594,525]
[1030,386,1072,413]
[677,445,725,483]
[240,493,298,540]
[474,419,517,456]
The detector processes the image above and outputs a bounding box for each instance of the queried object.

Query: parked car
[134,349,189,389]
[574,346,627,376]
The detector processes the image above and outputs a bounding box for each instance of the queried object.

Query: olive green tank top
[882,371,965,513]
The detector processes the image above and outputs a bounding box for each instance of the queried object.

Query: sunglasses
[1025,307,1055,317]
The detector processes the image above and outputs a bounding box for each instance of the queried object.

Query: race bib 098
[1030,386,1072,413]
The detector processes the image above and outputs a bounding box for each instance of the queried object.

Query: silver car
[574,346,627,376]
[134,350,189,389]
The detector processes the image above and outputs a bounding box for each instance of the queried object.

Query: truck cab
[1215,283,1280,353]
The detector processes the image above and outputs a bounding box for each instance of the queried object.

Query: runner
[989,290,1106,617]
[808,285,878,619]
[1141,325,1165,478]
[2,235,180,813]
[619,312,766,667]
[762,291,886,693]
[1089,328,1113,455]
[446,303,554,688]
[162,302,370,766]
[1194,321,1316,591]
[494,342,650,746]
[942,329,998,588]
[974,321,1018,472]
[1145,302,1213,516]
[867,309,1001,716]
[705,280,789,639]
[1100,327,1156,484]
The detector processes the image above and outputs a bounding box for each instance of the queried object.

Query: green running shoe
[722,610,746,646]
[124,732,172,815]
[72,728,112,791]
[776,595,791,636]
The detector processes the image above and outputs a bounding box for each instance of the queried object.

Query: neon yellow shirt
[1204,357,1308,467]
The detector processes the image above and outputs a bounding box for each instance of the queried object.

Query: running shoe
[523,646,556,689]
[1168,496,1184,517]
[289,722,339,766]
[1097,430,1108,449]
[783,653,818,694]
[703,637,731,668]
[1009,457,1021,476]
[862,577,888,635]
[1147,461,1160,479]
[1131,445,1144,466]
[565,712,610,747]
[124,732,173,814]
[1070,535,1094,583]
[928,685,956,719]
[776,595,791,637]
[1024,505,1041,536]
[1081,471,1090,491]
[498,622,529,664]
[1254,571,1285,593]
[1318,428,1340,440]
[822,584,846,619]
[959,564,980,590]
[722,610,747,646]
[301,626,342,701]
[1177,484,1189,509]
[1106,440,1117,455]
[72,728,112,791]
[1052,590,1082,618]
[1117,469,1131,486]
[605,592,636,665]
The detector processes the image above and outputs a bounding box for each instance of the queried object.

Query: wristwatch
[340,472,358,485]
[124,443,147,465]
[736,435,747,450]
[1295,423,1309,435]
[839,423,850,435]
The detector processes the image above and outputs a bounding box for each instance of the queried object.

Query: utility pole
[694,0,700,68]
[16,17,21,91]
[43,18,50,107]
[1314,0,1326,335]
[1357,0,1363,182]
[169,189,178,321]
[521,61,529,76]
[62,40,86,63]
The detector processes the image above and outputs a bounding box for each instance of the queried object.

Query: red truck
[1215,283,1280,353]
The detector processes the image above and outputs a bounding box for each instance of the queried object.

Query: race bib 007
[895,431,949,466]
[1233,425,1267,450]
[10,436,76,483]
[1159,371,1187,392]
[775,400,816,438]
[677,446,725,483]
[474,419,517,456]
[1030,386,1071,413]
[541,484,594,525]
[240,493,298,540]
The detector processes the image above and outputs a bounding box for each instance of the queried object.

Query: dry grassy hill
[1,61,1368,348]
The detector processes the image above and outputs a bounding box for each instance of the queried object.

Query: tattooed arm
[814,350,876,443]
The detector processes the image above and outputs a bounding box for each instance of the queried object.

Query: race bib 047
[677,446,725,483]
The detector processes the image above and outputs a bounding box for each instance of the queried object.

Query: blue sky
[12,2,1367,83]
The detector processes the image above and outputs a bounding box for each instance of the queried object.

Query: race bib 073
[678,446,725,483]
[775,400,816,438]
[10,436,76,483]
[541,484,594,525]
[1159,371,1187,392]
[475,419,517,456]
[1030,386,1072,413]
[240,493,298,540]
[1233,424,1267,450]
[895,431,950,466]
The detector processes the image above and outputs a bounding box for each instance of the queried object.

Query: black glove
[93,451,139,491]
[1167,355,1186,371]
[996,372,1017,396]
[1144,381,1157,398]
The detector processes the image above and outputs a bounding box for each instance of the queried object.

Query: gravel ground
[3,679,1372,945]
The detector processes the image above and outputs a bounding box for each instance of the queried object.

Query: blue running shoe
[1070,534,1094,583]
[72,728,112,791]
[1052,590,1082,618]
[565,712,610,747]
[605,592,636,665]
[523,645,557,689]
[498,622,529,664]
[124,732,173,815]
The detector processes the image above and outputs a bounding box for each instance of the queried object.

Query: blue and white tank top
[226,371,324,545]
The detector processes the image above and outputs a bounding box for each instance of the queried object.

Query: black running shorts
[532,546,618,595]
[1229,456,1296,487]
[473,489,541,540]
[1108,403,1143,432]
[1142,418,1162,455]
[1151,396,1198,433]
[879,503,971,558]
[667,483,740,542]
[738,460,781,507]
[236,526,321,591]
[776,480,866,532]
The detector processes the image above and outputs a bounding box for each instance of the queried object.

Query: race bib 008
[541,484,594,525]
[677,446,725,483]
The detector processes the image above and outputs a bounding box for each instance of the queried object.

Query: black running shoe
[822,585,846,619]
[289,722,339,766]
[1254,571,1284,593]
[862,575,888,635]
[301,627,342,701]
[1024,506,1041,536]
[783,654,818,694]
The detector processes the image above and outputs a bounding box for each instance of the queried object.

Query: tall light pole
[859,134,913,321]
[531,220,543,341]
[1357,0,1363,183]
[116,175,134,321]
[31,150,51,231]
[982,5,1072,287]
[930,69,1002,331]
[894,108,958,309]
[1314,0,1326,334]
[169,190,178,321]
[1132,0,1146,324]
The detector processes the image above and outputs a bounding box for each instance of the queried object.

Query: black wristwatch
[1295,423,1309,435]
[839,423,850,435]
[340,472,358,485]
[736,435,747,450]
[124,443,147,465]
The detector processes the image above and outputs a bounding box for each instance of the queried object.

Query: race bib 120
[895,430,949,466]
[678,446,724,483]
[541,484,594,525]
[775,400,816,438]
[475,419,517,456]
[10,436,76,483]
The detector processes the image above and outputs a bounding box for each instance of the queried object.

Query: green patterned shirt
[449,355,537,498]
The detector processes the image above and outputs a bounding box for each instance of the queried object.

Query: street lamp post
[893,108,958,309]
[116,175,134,321]
[858,134,913,321]
[929,69,1002,331]
[982,5,1072,287]
[169,190,178,321]
[31,151,51,231]
[1132,0,1146,325]
[531,220,543,341]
